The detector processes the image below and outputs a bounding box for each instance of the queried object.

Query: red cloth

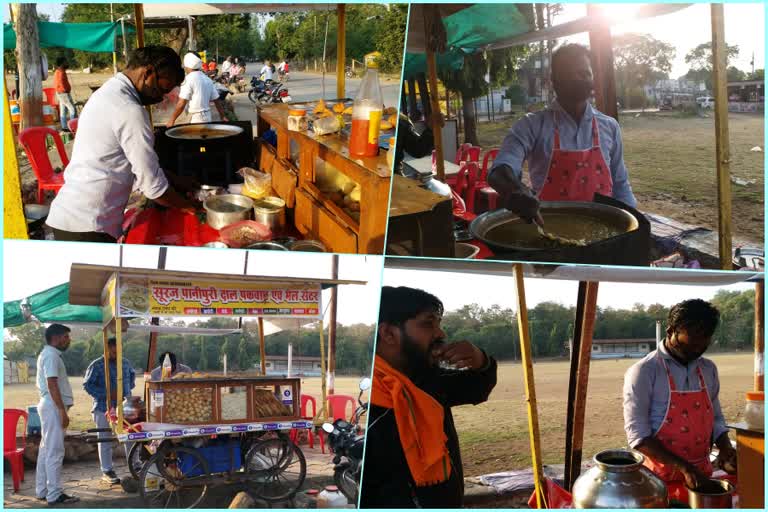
[539,112,613,201]
[54,68,71,93]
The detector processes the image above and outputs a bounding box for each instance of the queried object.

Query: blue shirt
[83,357,136,413]
[489,101,636,207]
[623,342,727,449]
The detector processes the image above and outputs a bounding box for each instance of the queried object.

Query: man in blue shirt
[83,337,136,484]
[488,44,636,226]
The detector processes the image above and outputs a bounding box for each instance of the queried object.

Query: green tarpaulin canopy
[3,283,102,328]
[3,21,134,53]
[403,4,534,78]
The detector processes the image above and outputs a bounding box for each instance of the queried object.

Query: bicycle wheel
[139,444,209,509]
[244,437,306,502]
[128,442,153,480]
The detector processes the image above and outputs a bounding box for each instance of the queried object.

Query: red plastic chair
[467,156,500,214]
[452,190,476,223]
[480,148,500,180]
[290,395,326,453]
[327,395,356,422]
[18,127,69,204]
[67,118,79,135]
[4,409,28,492]
[454,143,471,164]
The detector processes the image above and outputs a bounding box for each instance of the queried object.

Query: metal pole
[336,4,346,99]
[755,281,764,391]
[110,4,117,75]
[564,281,587,489]
[146,247,166,374]
[328,255,339,396]
[513,264,546,508]
[710,4,733,270]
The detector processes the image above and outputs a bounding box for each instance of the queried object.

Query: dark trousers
[50,227,117,244]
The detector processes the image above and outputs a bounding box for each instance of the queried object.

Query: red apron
[539,111,613,201]
[642,353,715,485]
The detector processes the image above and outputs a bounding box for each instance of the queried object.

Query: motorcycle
[249,79,291,104]
[322,377,371,504]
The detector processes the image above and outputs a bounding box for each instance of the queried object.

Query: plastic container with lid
[317,485,348,508]
[287,108,308,132]
[744,391,764,430]
[349,52,383,157]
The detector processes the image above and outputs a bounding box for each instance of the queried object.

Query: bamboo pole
[3,86,28,240]
[513,264,546,508]
[755,281,764,392]
[425,51,445,181]
[710,4,733,270]
[319,320,328,421]
[336,4,346,99]
[564,281,587,489]
[115,317,124,433]
[258,317,266,375]
[134,4,153,124]
[569,281,599,485]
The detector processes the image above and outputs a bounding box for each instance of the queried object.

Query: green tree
[612,33,675,109]
[684,41,740,90]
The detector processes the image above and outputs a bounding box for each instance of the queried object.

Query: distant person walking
[54,57,77,132]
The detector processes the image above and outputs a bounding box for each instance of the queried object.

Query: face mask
[555,79,594,104]
[137,72,166,105]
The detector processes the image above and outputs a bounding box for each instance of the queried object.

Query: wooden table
[257,103,391,254]
[387,175,454,257]
[728,422,764,508]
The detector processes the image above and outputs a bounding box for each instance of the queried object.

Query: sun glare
[595,4,643,24]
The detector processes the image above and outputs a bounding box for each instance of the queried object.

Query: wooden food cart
[69,263,365,508]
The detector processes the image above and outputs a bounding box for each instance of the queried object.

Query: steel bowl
[203,241,229,248]
[253,196,286,233]
[289,240,327,253]
[204,194,254,230]
[245,241,289,251]
[470,201,639,253]
[165,123,244,140]
[688,479,734,509]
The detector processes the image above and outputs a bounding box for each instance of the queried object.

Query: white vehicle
[696,96,715,109]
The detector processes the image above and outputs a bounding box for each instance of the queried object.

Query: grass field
[3,375,366,431]
[453,353,756,476]
[477,112,764,243]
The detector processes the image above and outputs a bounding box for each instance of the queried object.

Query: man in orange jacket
[53,57,77,132]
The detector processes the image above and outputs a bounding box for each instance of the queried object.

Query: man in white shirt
[46,46,198,243]
[166,53,228,126]
[35,324,79,505]
[260,60,275,81]
[221,56,233,76]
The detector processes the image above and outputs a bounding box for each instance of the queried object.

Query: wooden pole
[513,264,546,508]
[336,4,346,99]
[587,5,619,121]
[258,317,266,375]
[564,281,587,489]
[425,53,445,182]
[319,320,328,421]
[710,4,733,270]
[103,328,111,426]
[115,317,124,433]
[755,281,764,392]
[3,85,28,239]
[146,247,166,373]
[16,3,43,130]
[134,4,153,124]
[328,256,339,396]
[568,281,599,487]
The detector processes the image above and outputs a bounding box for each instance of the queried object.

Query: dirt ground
[3,375,366,432]
[453,353,756,477]
[476,112,765,244]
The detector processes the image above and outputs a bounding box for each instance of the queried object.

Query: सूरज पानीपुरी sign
[116,277,322,318]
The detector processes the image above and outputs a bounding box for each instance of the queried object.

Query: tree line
[5,317,374,377]
[5,4,405,75]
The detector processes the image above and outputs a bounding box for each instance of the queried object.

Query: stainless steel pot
[688,479,734,509]
[289,240,327,252]
[245,241,289,251]
[122,396,146,423]
[572,449,668,509]
[204,194,254,230]
[253,196,286,233]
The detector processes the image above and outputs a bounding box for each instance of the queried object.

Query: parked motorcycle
[322,377,370,504]
[249,79,291,104]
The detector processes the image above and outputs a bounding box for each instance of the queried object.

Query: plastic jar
[386,137,396,169]
[744,391,764,430]
[317,485,347,508]
[287,108,308,132]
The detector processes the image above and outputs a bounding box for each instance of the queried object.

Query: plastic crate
[179,440,242,476]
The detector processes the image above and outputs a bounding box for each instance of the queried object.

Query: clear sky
[3,241,383,326]
[382,268,755,313]
[12,3,764,79]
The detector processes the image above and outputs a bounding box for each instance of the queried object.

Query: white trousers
[35,399,65,502]
[190,110,212,123]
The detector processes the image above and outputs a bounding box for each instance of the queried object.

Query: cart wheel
[139,445,209,509]
[244,437,307,502]
[334,465,359,505]
[128,442,153,480]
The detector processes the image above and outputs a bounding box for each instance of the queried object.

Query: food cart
[69,262,365,508]
[384,258,764,508]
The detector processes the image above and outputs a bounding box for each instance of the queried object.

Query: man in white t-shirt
[167,53,228,126]
[260,60,275,81]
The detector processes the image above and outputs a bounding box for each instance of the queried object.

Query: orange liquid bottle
[349,53,384,157]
